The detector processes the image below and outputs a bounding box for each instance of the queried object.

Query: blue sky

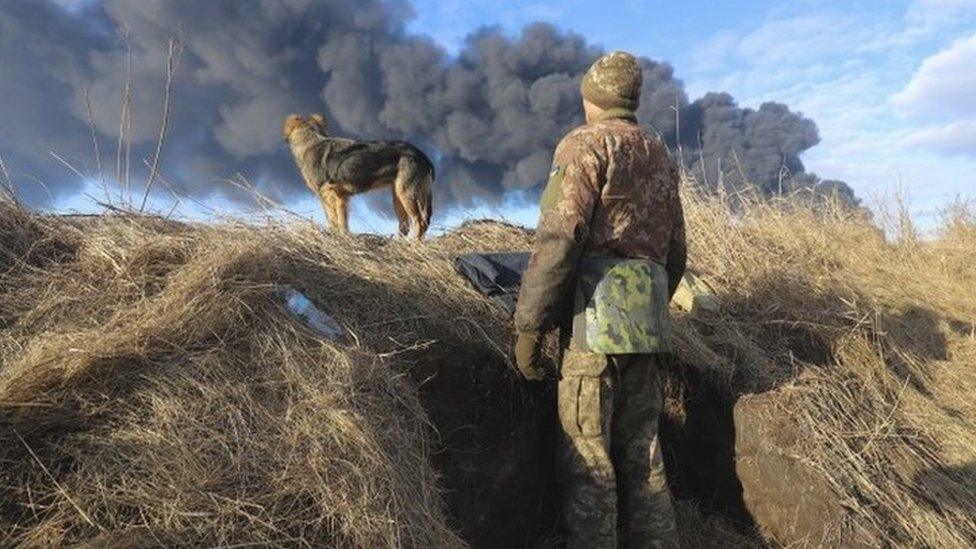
[404,0,976,229]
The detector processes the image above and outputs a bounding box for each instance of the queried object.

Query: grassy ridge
[1,189,973,546]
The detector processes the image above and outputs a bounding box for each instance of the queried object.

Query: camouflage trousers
[557,349,678,549]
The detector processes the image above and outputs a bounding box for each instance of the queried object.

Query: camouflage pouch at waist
[570,256,670,354]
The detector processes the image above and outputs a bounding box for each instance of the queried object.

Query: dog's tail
[396,154,435,240]
[411,150,434,238]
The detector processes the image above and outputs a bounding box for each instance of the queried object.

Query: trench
[658,358,753,525]
[405,343,755,548]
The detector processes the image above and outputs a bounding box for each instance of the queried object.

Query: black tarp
[453,252,531,316]
[455,252,718,318]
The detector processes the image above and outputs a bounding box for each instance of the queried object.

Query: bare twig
[22,174,55,204]
[221,173,290,216]
[83,85,111,205]
[124,47,133,204]
[49,151,87,182]
[0,151,16,202]
[671,93,683,168]
[696,129,709,189]
[141,37,183,212]
[115,28,133,204]
[141,157,186,218]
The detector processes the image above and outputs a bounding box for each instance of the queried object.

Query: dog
[283,113,434,240]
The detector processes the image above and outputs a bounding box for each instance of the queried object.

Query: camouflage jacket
[514,108,687,336]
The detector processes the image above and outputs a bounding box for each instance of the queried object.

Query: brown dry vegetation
[0,186,974,547]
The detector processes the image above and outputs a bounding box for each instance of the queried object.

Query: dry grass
[0,186,974,547]
[680,190,976,546]
[0,204,480,547]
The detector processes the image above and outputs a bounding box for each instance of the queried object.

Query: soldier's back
[585,117,680,264]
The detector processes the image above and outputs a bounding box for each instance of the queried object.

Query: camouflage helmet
[580,51,642,111]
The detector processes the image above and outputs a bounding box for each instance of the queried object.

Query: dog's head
[282,114,308,142]
[282,113,330,142]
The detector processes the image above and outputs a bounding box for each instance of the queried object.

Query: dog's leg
[335,192,350,233]
[304,178,333,228]
[318,195,335,229]
[397,184,422,240]
[412,192,431,240]
[415,173,433,240]
[395,160,427,240]
[392,185,409,237]
[318,186,340,230]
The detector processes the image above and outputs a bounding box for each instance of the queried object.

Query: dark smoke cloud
[0,0,109,204]
[679,93,821,194]
[0,0,855,212]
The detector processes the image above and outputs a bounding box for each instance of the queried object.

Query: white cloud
[686,30,740,74]
[902,120,976,157]
[680,2,976,227]
[737,15,852,66]
[907,0,976,27]
[893,32,976,158]
[892,33,976,119]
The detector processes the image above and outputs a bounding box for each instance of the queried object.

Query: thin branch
[83,85,111,205]
[115,28,132,204]
[671,94,683,168]
[221,173,287,213]
[141,157,189,217]
[124,45,133,204]
[141,37,183,212]
[22,174,55,204]
[0,152,16,203]
[697,129,709,189]
[49,151,87,182]
[93,200,139,215]
[165,197,181,219]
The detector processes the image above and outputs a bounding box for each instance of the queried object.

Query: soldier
[513,51,686,548]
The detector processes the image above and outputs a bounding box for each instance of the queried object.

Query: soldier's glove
[514,330,549,381]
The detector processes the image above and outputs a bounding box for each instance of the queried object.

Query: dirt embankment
[1,192,974,547]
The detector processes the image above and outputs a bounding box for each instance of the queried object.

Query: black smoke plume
[0,0,855,211]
